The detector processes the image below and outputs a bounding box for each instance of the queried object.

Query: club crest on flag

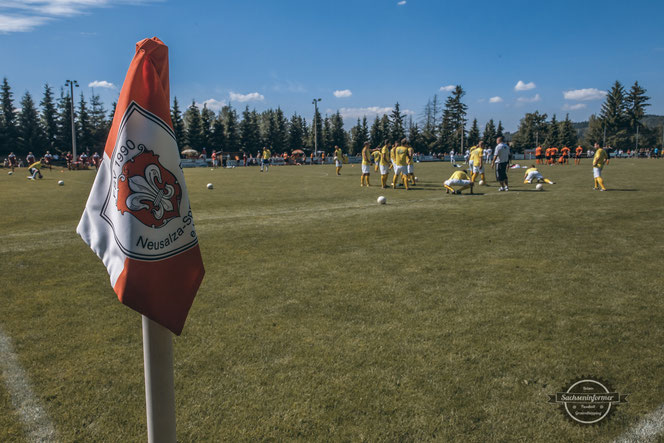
[116,149,181,228]
[100,101,198,261]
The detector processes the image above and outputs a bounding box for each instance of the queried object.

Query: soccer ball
[414,177,419,182]
[536,183,543,191]
[58,180,64,186]
[377,196,386,205]
[206,183,214,190]
[7,171,13,175]
[479,180,485,185]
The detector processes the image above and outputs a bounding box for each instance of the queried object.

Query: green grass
[1,160,663,441]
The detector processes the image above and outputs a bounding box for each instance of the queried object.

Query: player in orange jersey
[575,145,583,165]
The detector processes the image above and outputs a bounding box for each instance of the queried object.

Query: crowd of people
[3,149,102,180]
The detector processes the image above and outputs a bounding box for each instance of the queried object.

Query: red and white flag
[77,37,204,335]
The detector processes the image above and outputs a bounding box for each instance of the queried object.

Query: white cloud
[397,1,406,5]
[563,88,607,101]
[88,80,116,89]
[229,91,264,102]
[0,14,49,32]
[333,89,352,98]
[332,106,414,120]
[517,93,541,103]
[439,85,455,92]
[489,96,503,103]
[515,80,536,91]
[197,98,226,112]
[562,103,587,111]
[0,1,159,33]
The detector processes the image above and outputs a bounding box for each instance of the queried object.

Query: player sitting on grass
[523,165,555,184]
[444,169,473,194]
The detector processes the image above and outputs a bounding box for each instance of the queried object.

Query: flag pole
[142,315,177,443]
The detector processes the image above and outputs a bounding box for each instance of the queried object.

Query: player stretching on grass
[360,142,371,187]
[592,142,608,191]
[444,169,473,194]
[523,165,555,184]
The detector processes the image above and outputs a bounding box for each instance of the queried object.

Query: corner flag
[77,37,204,335]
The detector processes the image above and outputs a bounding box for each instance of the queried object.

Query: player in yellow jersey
[444,169,473,194]
[392,139,410,190]
[371,147,382,172]
[468,141,486,184]
[333,145,343,175]
[260,146,271,172]
[379,143,391,188]
[406,142,415,185]
[592,142,608,191]
[360,142,372,186]
[27,160,43,180]
[523,165,555,184]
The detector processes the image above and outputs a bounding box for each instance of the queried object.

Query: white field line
[0,326,56,442]
[614,404,664,443]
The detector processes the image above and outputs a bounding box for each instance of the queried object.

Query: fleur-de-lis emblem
[125,164,175,220]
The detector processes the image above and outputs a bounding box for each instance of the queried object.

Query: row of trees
[0,77,660,158]
[512,81,656,152]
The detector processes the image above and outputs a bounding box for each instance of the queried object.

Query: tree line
[0,77,659,159]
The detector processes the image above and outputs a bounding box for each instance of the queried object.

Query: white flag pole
[142,315,177,443]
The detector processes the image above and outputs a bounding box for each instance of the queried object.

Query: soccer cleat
[498,187,504,191]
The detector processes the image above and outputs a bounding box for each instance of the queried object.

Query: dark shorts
[536,154,543,160]
[495,163,508,181]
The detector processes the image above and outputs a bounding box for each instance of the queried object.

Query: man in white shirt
[491,137,511,191]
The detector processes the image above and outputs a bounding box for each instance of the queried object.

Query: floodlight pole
[312,98,321,158]
[66,80,79,160]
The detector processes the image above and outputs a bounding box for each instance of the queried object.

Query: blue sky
[1,0,663,131]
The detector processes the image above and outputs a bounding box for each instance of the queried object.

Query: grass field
[1,159,663,442]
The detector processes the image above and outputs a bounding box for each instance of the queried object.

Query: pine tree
[89,93,108,152]
[496,121,504,138]
[369,116,385,148]
[322,116,332,153]
[467,118,480,147]
[438,86,467,152]
[558,114,577,148]
[625,81,650,149]
[40,83,58,152]
[200,104,215,149]
[17,91,44,156]
[349,116,369,155]
[512,111,547,152]
[77,92,93,152]
[0,77,17,156]
[330,111,346,151]
[483,119,497,148]
[545,115,559,147]
[311,107,323,153]
[184,100,203,150]
[171,97,186,148]
[272,107,288,153]
[288,113,305,151]
[210,113,226,151]
[390,102,405,141]
[408,117,424,153]
[56,87,74,153]
[583,114,604,147]
[222,105,241,152]
[600,81,629,148]
[240,106,261,154]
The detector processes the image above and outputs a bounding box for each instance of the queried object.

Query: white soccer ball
[377,196,386,205]
[536,183,543,191]
[7,171,13,175]
[479,180,485,185]
[414,176,419,182]
[58,180,64,186]
[206,183,213,190]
